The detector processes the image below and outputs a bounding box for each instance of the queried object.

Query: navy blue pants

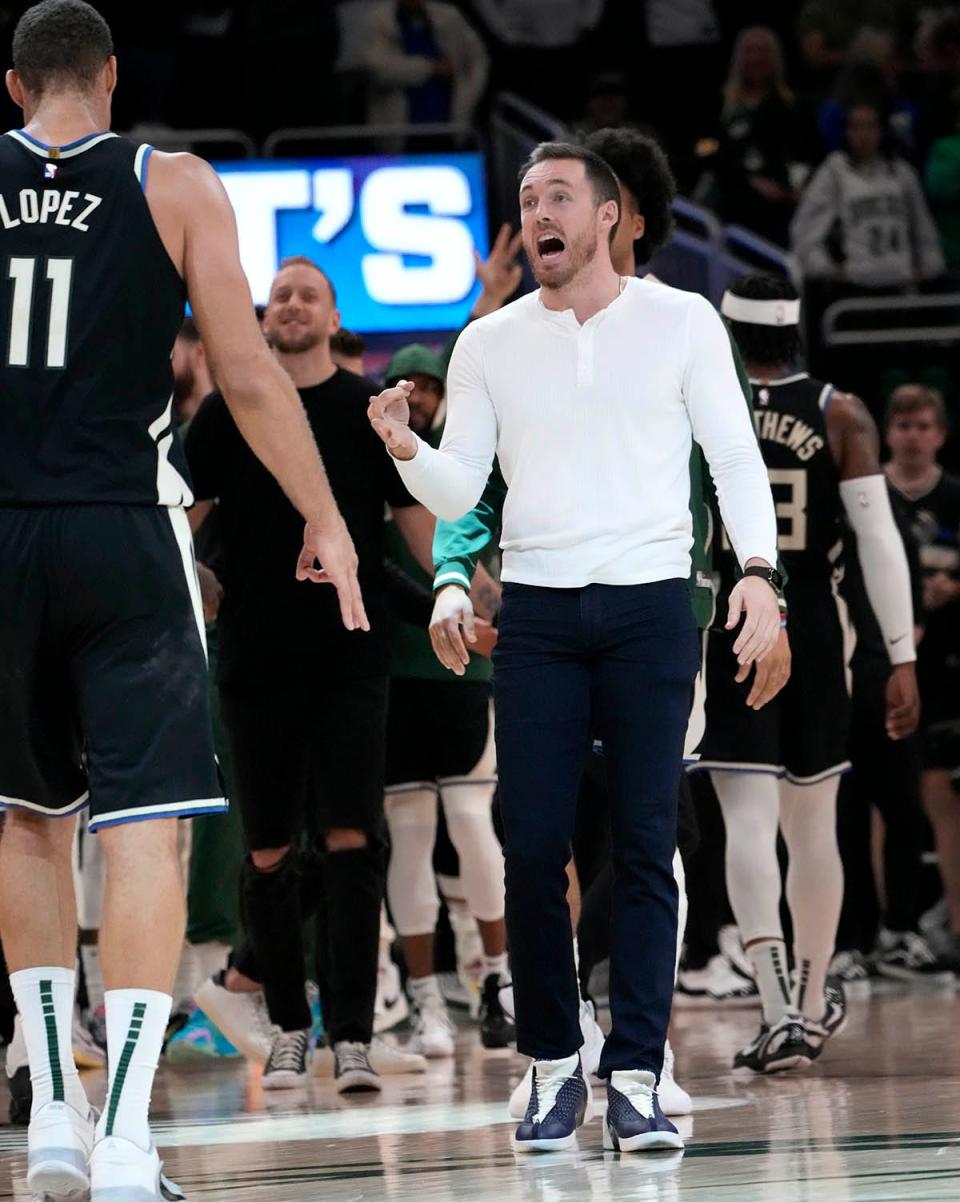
[493,580,699,1077]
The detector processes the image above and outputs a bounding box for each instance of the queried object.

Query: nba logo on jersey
[44,162,58,179]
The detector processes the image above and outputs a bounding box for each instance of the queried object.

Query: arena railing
[262,124,479,158]
[822,293,960,347]
[489,92,568,237]
[123,127,256,158]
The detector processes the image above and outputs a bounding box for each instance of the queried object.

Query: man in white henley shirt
[368,142,780,1154]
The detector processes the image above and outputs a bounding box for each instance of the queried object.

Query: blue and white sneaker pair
[512,1053,683,1154]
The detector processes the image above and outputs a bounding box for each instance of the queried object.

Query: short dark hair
[885,383,947,431]
[330,328,366,358]
[275,256,337,306]
[585,127,676,265]
[518,142,621,241]
[12,1,113,97]
[725,273,801,367]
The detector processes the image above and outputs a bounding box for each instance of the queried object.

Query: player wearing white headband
[693,273,920,1073]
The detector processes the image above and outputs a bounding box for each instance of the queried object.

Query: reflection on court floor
[2,988,958,1200]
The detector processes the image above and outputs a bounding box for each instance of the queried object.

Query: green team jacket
[431,327,784,630]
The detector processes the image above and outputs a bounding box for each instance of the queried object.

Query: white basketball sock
[779,778,844,1020]
[711,771,789,1023]
[10,967,89,1117]
[745,938,795,1025]
[96,989,171,1151]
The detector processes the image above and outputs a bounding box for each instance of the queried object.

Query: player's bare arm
[827,391,920,739]
[146,150,368,632]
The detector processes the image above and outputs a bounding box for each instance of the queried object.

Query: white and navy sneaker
[261,1029,310,1090]
[734,1014,813,1073]
[658,1040,692,1117]
[603,1070,684,1153]
[512,1053,594,1153]
[90,1136,184,1201]
[508,1000,604,1120]
[27,1100,96,1202]
[334,1041,382,1094]
[874,929,956,985]
[675,955,759,1008]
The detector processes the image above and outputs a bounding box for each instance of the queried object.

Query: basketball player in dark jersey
[693,274,919,1073]
[0,3,364,1199]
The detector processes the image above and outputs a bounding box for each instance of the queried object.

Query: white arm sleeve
[682,296,779,569]
[394,323,497,521]
[839,475,916,665]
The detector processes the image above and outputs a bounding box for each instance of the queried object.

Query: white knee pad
[439,770,504,925]
[385,786,441,937]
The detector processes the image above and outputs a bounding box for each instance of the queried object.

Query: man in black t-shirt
[884,384,960,968]
[184,257,435,1092]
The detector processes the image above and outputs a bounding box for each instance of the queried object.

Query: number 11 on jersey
[7,256,74,369]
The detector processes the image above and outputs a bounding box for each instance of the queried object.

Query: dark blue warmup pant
[493,579,699,1078]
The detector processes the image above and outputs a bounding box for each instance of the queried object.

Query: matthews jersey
[748,372,842,577]
[0,130,191,506]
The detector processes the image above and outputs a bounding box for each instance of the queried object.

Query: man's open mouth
[537,234,565,259]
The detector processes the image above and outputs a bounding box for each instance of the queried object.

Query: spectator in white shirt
[366,142,780,1154]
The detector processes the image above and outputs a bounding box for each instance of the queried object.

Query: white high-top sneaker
[194,975,277,1064]
[657,1039,692,1115]
[409,992,456,1059]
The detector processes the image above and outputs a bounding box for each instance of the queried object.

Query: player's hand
[196,562,223,625]
[922,570,960,612]
[296,518,370,633]
[368,381,418,461]
[885,661,920,740]
[473,224,524,315]
[726,573,781,667]
[430,584,477,675]
[739,624,791,709]
[471,618,498,658]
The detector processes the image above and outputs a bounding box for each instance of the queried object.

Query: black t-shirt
[890,470,960,713]
[184,368,418,688]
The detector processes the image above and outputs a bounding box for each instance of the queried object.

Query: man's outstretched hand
[368,380,418,460]
[296,518,369,632]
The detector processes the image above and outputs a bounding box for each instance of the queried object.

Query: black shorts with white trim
[0,505,224,830]
[692,574,851,785]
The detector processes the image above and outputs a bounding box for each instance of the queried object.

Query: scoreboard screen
[213,153,489,334]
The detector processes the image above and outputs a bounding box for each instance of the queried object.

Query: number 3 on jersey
[768,467,807,552]
[6,256,74,368]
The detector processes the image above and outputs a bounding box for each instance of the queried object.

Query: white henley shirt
[395,276,778,588]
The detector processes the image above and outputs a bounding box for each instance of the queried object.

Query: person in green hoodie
[381,344,514,1058]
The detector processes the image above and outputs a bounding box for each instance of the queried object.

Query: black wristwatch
[742,565,783,593]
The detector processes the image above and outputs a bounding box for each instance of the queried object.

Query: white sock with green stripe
[10,966,89,1118]
[96,989,171,1150]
